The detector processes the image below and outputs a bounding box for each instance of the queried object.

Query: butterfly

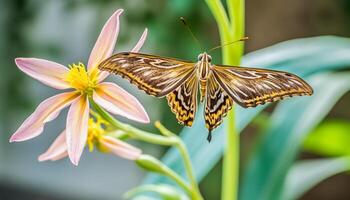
[98,52,313,142]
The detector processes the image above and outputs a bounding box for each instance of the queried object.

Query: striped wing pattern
[204,73,233,141]
[99,52,314,141]
[98,52,196,97]
[212,65,313,108]
[166,74,198,126]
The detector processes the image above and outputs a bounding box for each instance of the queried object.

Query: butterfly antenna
[208,37,249,52]
[180,17,203,51]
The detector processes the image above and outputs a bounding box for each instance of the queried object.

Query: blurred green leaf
[304,120,350,157]
[141,36,350,197]
[124,184,189,200]
[282,157,350,200]
[240,73,350,200]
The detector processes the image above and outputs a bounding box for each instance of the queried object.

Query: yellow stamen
[87,118,102,152]
[87,116,111,153]
[66,63,97,94]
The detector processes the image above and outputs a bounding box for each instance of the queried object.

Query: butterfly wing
[98,52,196,97]
[211,65,313,108]
[204,73,233,141]
[166,74,198,126]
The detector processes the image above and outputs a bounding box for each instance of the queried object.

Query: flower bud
[136,154,166,174]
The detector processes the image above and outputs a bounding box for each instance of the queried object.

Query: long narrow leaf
[282,157,350,200]
[239,73,350,200]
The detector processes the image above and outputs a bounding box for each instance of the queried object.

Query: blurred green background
[0,0,349,200]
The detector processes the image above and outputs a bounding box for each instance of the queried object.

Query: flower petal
[38,130,68,162]
[15,58,70,89]
[66,96,89,166]
[96,70,110,83]
[99,136,142,160]
[87,9,123,71]
[10,92,79,142]
[96,28,148,83]
[131,28,148,53]
[93,82,150,123]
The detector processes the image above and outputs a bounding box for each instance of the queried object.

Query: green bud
[136,155,166,174]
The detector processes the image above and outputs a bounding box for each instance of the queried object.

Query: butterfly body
[196,52,212,102]
[99,52,313,141]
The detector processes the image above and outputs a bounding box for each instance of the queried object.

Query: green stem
[206,0,245,200]
[176,141,202,199]
[91,99,175,145]
[90,99,203,200]
[222,111,239,200]
[137,154,193,196]
[205,0,234,64]
[155,122,202,198]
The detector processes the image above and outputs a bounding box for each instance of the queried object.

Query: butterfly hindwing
[204,73,233,134]
[212,65,313,108]
[166,74,198,126]
[98,52,196,97]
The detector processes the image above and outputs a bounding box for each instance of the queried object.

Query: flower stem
[136,154,193,196]
[155,122,202,199]
[205,0,244,200]
[176,139,202,199]
[91,99,175,145]
[90,99,203,200]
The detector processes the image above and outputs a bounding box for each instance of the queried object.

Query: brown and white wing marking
[98,52,196,97]
[166,74,198,127]
[212,65,313,108]
[204,73,233,141]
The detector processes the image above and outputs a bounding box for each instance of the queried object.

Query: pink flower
[38,118,142,162]
[10,9,148,165]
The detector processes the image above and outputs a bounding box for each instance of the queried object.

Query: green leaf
[303,120,350,157]
[142,36,350,196]
[239,73,350,200]
[282,157,350,200]
[124,184,189,200]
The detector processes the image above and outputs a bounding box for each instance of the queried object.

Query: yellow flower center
[87,117,108,152]
[66,63,97,94]
[87,111,128,153]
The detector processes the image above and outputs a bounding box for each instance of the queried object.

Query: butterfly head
[197,52,212,63]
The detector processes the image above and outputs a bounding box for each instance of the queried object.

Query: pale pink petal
[50,151,68,161]
[100,136,142,160]
[93,82,149,123]
[96,71,110,83]
[96,28,148,82]
[87,9,123,71]
[15,58,70,89]
[66,96,90,166]
[38,130,68,161]
[10,92,79,142]
[131,28,148,52]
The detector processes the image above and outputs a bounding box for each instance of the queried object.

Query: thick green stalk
[206,0,245,200]
[222,1,244,200]
[205,0,234,64]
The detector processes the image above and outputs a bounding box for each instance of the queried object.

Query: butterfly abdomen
[199,80,207,102]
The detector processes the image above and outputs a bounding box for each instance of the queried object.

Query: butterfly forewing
[212,65,313,108]
[166,74,198,126]
[99,51,314,140]
[98,52,196,97]
[205,73,233,132]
